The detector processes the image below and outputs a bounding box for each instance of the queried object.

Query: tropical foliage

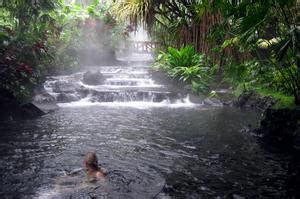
[0,0,62,99]
[0,0,127,100]
[154,46,212,93]
[113,0,299,105]
[220,0,299,105]
[0,0,299,106]
[112,0,221,56]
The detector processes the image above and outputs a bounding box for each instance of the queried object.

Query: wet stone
[56,93,80,103]
[83,71,105,85]
[53,81,80,93]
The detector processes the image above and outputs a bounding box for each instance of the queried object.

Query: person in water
[84,152,106,181]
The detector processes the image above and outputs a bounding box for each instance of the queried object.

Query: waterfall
[36,62,199,109]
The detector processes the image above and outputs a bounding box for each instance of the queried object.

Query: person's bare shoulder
[96,171,106,178]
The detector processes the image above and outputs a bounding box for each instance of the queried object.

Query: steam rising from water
[117,27,154,61]
[37,23,200,109]
[130,27,150,41]
[36,59,203,109]
[47,63,201,108]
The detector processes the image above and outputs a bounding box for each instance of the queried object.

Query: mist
[77,17,116,66]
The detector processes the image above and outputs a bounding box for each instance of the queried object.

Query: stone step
[89,90,185,103]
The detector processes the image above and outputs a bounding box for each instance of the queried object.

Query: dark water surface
[0,56,295,198]
[0,105,293,198]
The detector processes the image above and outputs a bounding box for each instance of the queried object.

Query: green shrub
[154,45,213,94]
[0,1,126,100]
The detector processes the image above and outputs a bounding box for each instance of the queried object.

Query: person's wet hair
[84,152,99,171]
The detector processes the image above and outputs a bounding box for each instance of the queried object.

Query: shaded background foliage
[0,0,128,100]
[0,0,299,105]
[113,0,299,105]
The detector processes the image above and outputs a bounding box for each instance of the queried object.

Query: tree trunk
[295,89,300,105]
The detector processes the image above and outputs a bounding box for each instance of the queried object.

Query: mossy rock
[256,108,300,148]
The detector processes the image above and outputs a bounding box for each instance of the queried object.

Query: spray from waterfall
[117,26,153,62]
[33,3,202,109]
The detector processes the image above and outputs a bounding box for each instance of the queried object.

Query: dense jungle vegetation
[0,0,299,108]
[0,0,128,101]
[113,0,299,107]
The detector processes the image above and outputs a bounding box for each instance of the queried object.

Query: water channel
[0,54,295,198]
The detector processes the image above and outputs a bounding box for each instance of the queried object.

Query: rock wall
[234,91,300,149]
[255,108,300,149]
[234,91,276,111]
[0,89,45,121]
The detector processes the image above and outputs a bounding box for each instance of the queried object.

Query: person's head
[84,152,99,171]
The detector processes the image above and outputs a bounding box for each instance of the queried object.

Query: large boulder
[203,98,222,106]
[20,103,46,119]
[76,87,90,98]
[0,89,47,120]
[33,93,56,103]
[234,91,276,111]
[32,102,59,114]
[53,81,80,93]
[82,71,105,85]
[255,108,300,148]
[0,89,20,120]
[56,93,80,103]
[33,85,56,103]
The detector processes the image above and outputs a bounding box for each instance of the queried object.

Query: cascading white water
[38,62,200,109]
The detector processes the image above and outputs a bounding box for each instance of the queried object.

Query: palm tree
[113,0,222,57]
